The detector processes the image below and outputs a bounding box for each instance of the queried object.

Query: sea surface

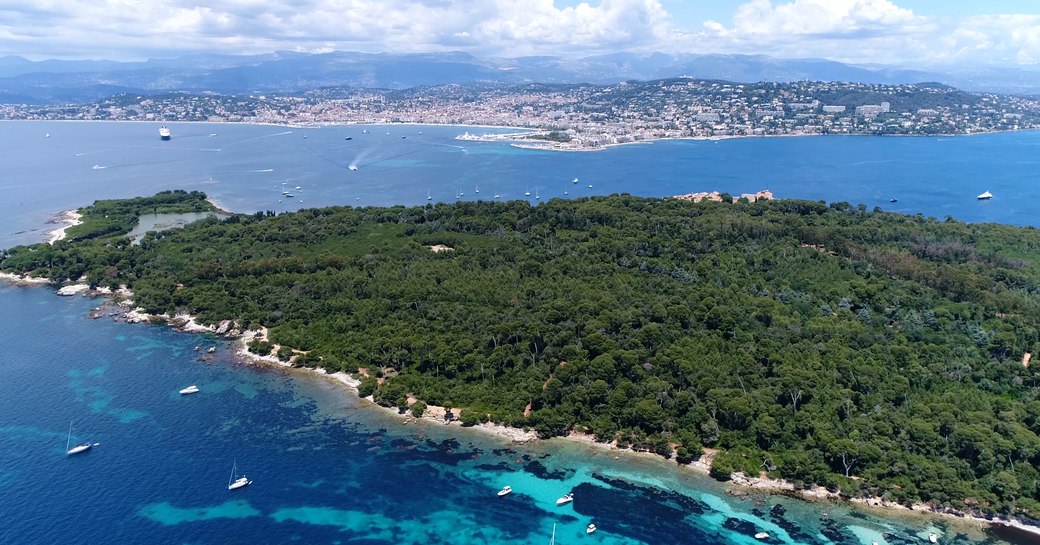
[1,121,1039,248]
[0,285,1018,545]
[1,121,1040,544]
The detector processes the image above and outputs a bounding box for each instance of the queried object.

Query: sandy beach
[47,209,83,244]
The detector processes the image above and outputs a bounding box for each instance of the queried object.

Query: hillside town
[4,79,1039,150]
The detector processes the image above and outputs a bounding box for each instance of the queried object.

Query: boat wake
[249,168,275,173]
[348,147,375,171]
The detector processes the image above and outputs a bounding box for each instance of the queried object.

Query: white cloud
[734,0,922,37]
[686,0,1040,67]
[0,0,1037,67]
[0,0,675,60]
[949,15,1040,65]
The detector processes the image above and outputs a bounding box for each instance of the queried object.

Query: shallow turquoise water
[0,283,1023,545]
[1,121,1038,543]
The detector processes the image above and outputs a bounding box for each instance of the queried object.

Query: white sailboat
[427,188,433,201]
[475,183,480,194]
[65,420,92,455]
[977,190,993,200]
[228,460,252,490]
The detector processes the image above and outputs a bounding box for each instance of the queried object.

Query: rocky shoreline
[3,274,1040,539]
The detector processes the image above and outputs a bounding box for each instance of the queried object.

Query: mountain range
[2,51,1038,104]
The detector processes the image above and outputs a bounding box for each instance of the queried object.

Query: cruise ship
[159,126,171,140]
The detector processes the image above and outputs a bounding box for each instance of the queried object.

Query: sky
[1,0,1038,66]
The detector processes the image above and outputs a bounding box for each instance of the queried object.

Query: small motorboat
[755,532,770,540]
[555,493,573,506]
[586,524,597,534]
[977,191,993,200]
[179,385,200,395]
[929,534,938,543]
[497,485,512,497]
[207,347,216,353]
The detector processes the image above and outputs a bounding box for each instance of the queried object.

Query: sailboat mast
[229,459,236,488]
[550,523,556,545]
[66,420,73,452]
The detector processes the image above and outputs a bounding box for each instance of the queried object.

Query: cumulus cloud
[683,0,1040,67]
[0,0,1037,67]
[728,0,922,37]
[688,0,934,61]
[0,0,675,59]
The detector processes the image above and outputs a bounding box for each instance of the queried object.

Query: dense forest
[4,192,1040,518]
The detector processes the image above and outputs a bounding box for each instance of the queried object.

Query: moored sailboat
[228,460,252,490]
[65,420,92,455]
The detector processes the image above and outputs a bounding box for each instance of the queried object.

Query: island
[4,192,1040,525]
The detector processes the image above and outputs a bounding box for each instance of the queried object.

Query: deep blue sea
[2,121,1039,544]
[1,121,1039,247]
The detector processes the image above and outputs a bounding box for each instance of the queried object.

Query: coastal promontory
[4,192,1040,520]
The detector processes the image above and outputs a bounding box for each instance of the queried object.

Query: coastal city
[4,79,1040,150]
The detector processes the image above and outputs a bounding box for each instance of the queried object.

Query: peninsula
[4,79,1040,150]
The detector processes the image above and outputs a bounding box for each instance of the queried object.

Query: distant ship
[159,126,171,140]
[977,190,993,200]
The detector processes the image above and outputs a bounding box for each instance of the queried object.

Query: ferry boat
[159,126,171,140]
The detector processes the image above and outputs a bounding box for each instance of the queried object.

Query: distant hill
[2,51,1038,104]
